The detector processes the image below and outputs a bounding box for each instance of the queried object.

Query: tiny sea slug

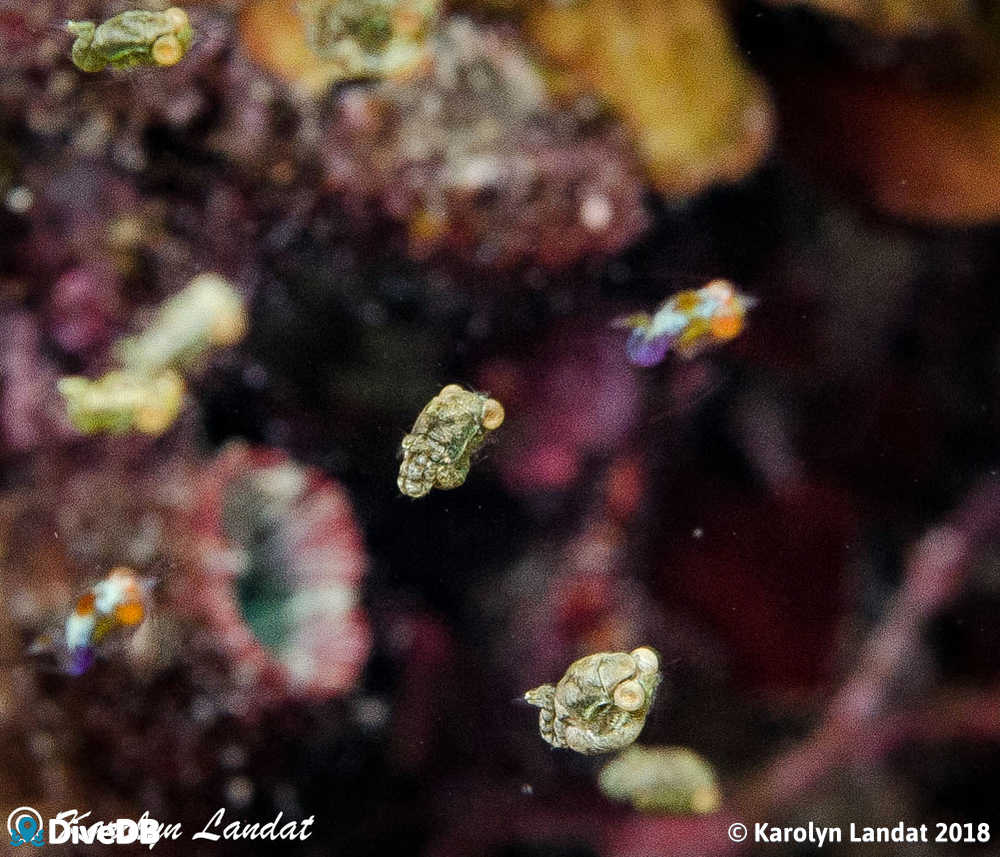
[67,7,194,72]
[30,567,153,675]
[398,384,504,498]
[524,646,662,754]
[598,745,721,814]
[57,369,185,436]
[615,279,756,367]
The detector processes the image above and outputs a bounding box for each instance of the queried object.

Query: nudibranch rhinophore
[615,279,756,366]
[30,567,153,675]
[524,646,662,754]
[67,8,194,72]
[398,384,504,498]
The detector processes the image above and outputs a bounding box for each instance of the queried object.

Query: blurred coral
[759,0,974,36]
[322,18,649,269]
[778,68,1000,224]
[186,443,371,712]
[526,0,774,197]
[240,0,437,96]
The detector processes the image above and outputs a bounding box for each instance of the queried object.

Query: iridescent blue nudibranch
[30,566,152,675]
[615,279,756,367]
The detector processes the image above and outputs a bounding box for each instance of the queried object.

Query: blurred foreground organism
[67,7,194,72]
[30,566,152,675]
[398,384,504,498]
[118,273,248,376]
[524,646,661,754]
[598,745,721,814]
[57,370,185,436]
[615,279,755,366]
[55,273,246,437]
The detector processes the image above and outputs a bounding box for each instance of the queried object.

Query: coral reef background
[3,0,1000,855]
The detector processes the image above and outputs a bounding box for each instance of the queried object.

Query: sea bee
[524,647,662,755]
[615,279,756,367]
[397,385,505,498]
[29,567,154,676]
[66,8,194,72]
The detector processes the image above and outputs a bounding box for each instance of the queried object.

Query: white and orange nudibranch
[31,567,153,675]
[614,279,756,367]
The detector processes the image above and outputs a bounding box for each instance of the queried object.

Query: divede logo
[8,807,45,847]
[48,810,161,846]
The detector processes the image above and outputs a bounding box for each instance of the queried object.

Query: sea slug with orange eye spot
[398,385,504,498]
[29,567,154,676]
[67,8,194,72]
[615,279,756,367]
[524,647,662,754]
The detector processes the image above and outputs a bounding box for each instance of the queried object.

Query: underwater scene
[2,0,1000,854]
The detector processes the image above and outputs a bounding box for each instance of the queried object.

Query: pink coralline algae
[477,322,642,495]
[322,18,649,270]
[0,312,77,454]
[187,443,371,711]
[45,262,121,357]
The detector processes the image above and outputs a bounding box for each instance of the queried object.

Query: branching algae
[298,0,440,79]
[525,647,661,754]
[398,384,504,498]
[615,279,756,366]
[57,370,186,436]
[29,567,153,675]
[67,8,194,72]
[598,745,721,814]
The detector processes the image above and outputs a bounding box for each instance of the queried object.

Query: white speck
[579,193,613,232]
[520,783,534,796]
[225,775,255,808]
[219,744,248,769]
[6,186,34,214]
[361,301,387,326]
[692,527,704,539]
[352,696,391,731]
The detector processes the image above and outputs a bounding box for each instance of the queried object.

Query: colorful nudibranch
[615,279,756,366]
[57,369,185,436]
[30,567,153,675]
[398,384,504,498]
[67,8,194,72]
[524,647,662,754]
